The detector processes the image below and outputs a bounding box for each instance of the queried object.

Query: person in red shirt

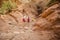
[22,15,30,22]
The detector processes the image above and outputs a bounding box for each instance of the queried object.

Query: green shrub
[0,0,16,15]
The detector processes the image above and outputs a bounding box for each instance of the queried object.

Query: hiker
[23,15,30,22]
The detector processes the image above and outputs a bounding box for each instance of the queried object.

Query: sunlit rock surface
[0,0,60,40]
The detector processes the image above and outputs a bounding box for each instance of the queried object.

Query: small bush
[0,0,17,15]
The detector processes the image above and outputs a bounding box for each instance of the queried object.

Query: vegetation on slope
[0,0,17,15]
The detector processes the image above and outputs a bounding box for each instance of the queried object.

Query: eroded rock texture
[0,0,60,40]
